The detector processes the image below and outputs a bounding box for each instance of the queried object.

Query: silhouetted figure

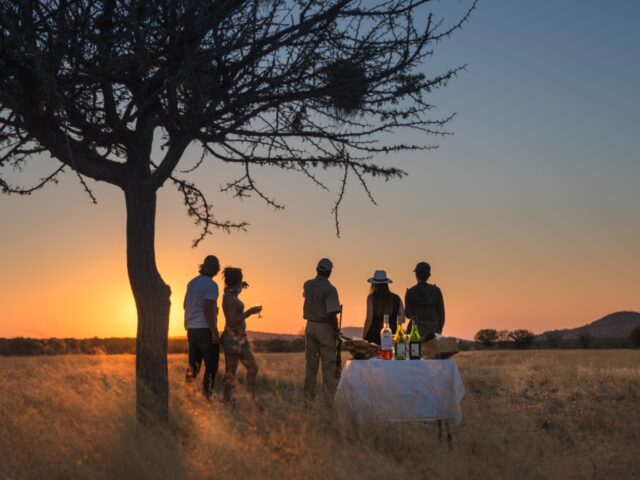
[405,262,445,338]
[184,255,221,400]
[221,267,262,404]
[362,270,405,345]
[303,258,341,403]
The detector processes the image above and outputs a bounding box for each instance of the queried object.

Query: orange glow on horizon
[2,248,638,341]
[1,145,639,341]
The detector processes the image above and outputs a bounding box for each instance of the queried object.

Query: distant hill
[539,311,640,339]
[246,331,301,341]
[341,326,364,339]
[249,327,366,340]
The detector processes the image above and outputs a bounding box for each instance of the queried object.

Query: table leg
[445,420,452,451]
[438,420,443,443]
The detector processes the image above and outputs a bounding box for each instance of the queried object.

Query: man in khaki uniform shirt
[303,258,341,402]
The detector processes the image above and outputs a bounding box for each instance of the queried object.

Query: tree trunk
[125,188,171,424]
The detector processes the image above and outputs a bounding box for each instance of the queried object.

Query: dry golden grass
[1,350,639,479]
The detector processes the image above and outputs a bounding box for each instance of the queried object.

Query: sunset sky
[1,0,639,340]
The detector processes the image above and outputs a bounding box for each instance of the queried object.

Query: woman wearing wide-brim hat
[362,270,405,345]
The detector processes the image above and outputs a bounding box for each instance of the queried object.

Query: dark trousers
[186,328,220,399]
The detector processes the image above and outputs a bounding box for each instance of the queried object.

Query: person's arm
[404,289,413,319]
[328,311,339,333]
[437,288,445,333]
[362,295,373,339]
[398,298,405,325]
[203,299,219,343]
[325,286,341,333]
[223,294,261,328]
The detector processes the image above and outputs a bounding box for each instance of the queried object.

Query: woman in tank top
[362,270,405,345]
[221,267,263,404]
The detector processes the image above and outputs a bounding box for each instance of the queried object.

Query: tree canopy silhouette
[0,0,476,423]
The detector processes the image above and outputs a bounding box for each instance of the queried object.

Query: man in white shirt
[184,255,220,400]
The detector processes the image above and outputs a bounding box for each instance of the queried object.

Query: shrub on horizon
[630,326,640,348]
[496,330,511,349]
[509,329,535,349]
[579,332,592,349]
[474,329,498,348]
[545,332,563,349]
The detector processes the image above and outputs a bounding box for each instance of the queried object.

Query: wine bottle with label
[380,314,393,360]
[409,316,422,360]
[393,315,407,360]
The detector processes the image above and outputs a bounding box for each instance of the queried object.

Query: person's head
[367,270,393,295]
[370,282,391,296]
[223,267,246,289]
[368,270,394,315]
[316,258,333,279]
[199,255,220,277]
[414,261,431,283]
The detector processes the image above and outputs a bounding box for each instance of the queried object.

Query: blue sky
[1,0,638,338]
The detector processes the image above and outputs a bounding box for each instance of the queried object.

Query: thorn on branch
[75,171,98,204]
[0,165,66,196]
[332,164,349,238]
[220,165,285,211]
[171,173,248,248]
[352,165,377,206]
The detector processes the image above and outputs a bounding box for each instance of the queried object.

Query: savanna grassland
[1,350,639,480]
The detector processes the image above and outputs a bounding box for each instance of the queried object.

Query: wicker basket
[422,337,460,359]
[342,338,380,360]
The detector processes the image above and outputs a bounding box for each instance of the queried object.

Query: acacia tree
[474,328,498,348]
[0,0,475,423]
[508,329,535,349]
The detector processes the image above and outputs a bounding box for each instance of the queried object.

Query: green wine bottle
[409,316,421,360]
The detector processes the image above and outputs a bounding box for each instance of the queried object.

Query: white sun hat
[367,270,393,284]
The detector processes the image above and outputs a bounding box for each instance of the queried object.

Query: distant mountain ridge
[249,327,365,340]
[539,311,640,339]
[246,331,300,341]
[341,326,364,339]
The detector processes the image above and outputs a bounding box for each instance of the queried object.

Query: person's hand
[328,315,339,334]
[211,329,220,344]
[247,305,263,316]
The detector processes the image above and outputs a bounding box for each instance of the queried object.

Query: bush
[630,326,640,347]
[579,332,592,349]
[545,332,563,348]
[474,329,498,347]
[509,329,535,349]
[496,330,511,349]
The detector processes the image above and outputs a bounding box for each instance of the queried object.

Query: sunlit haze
[1,0,638,340]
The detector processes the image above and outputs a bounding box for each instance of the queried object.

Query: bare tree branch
[1,0,476,237]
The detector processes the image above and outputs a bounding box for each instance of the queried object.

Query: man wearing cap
[302,258,341,402]
[184,255,221,400]
[405,261,445,338]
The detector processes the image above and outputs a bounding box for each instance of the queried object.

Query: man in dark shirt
[405,261,445,338]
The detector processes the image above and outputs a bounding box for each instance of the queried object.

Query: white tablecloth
[335,359,465,424]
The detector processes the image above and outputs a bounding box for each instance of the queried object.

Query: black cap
[317,258,333,272]
[413,261,431,275]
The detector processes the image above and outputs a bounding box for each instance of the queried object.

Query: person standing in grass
[302,258,341,403]
[184,255,221,400]
[221,267,263,404]
[404,261,445,338]
[362,270,405,345]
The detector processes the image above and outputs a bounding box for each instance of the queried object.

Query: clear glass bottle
[380,314,393,360]
[393,314,407,360]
